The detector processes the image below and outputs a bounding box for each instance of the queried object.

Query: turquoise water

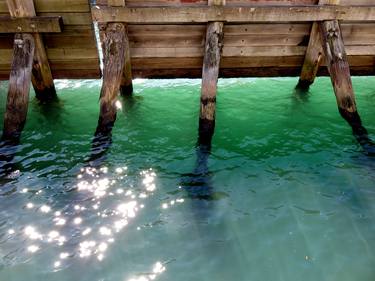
[0,77,375,281]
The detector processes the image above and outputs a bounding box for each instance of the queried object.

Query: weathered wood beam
[2,33,35,143]
[109,0,133,96]
[108,0,125,6]
[98,0,133,96]
[297,0,339,90]
[0,16,63,33]
[297,23,323,89]
[91,6,375,24]
[6,0,57,102]
[95,23,126,138]
[208,0,226,5]
[320,20,374,154]
[197,0,225,146]
[199,22,224,146]
[320,20,356,116]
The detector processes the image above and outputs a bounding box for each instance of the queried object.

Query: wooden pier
[0,0,375,154]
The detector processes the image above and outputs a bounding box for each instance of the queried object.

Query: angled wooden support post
[297,0,339,90]
[6,0,57,102]
[95,23,126,138]
[2,34,35,144]
[198,0,225,147]
[320,20,374,154]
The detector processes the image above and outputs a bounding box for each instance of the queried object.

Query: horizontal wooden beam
[91,5,375,23]
[0,16,63,33]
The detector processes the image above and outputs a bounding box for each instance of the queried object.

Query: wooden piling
[6,0,57,102]
[320,20,356,117]
[107,0,133,97]
[319,19,374,153]
[199,0,224,146]
[2,33,35,143]
[95,22,126,137]
[296,23,322,90]
[297,0,340,90]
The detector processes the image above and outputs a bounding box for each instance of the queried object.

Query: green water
[0,77,374,281]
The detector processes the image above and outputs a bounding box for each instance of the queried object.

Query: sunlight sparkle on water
[5,166,161,268]
[27,245,39,253]
[127,262,166,281]
[40,205,51,213]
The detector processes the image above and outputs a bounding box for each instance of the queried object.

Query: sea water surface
[0,77,374,281]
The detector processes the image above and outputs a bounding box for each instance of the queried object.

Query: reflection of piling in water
[88,133,113,166]
[0,141,20,177]
[181,142,213,200]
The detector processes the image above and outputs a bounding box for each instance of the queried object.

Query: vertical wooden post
[2,34,35,143]
[199,0,225,146]
[95,23,126,137]
[297,0,340,90]
[106,0,133,96]
[6,0,56,101]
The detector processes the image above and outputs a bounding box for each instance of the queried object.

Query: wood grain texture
[297,0,339,89]
[200,22,223,122]
[2,33,34,142]
[6,0,56,100]
[91,6,375,23]
[95,23,126,137]
[320,20,356,112]
[0,16,63,33]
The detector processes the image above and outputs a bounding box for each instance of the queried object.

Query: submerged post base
[296,79,313,91]
[338,108,375,156]
[34,85,58,102]
[120,83,133,97]
[198,118,215,148]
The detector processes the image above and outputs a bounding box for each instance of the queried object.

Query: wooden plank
[97,0,319,6]
[108,0,126,5]
[208,0,225,5]
[1,45,374,64]
[2,33,34,143]
[126,22,375,37]
[127,46,307,58]
[130,66,374,79]
[91,6,375,23]
[38,12,92,25]
[0,0,90,13]
[0,48,108,63]
[0,16,63,33]
[1,64,373,80]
